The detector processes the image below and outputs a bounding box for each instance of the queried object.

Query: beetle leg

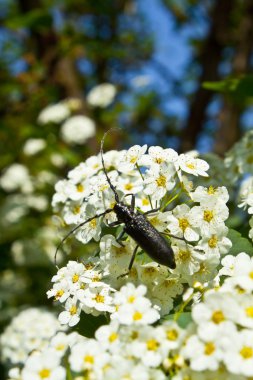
[107,220,122,227]
[117,245,139,279]
[143,207,160,215]
[54,208,113,267]
[116,228,126,247]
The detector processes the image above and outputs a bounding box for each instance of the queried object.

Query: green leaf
[203,75,253,105]
[77,313,108,338]
[165,312,192,328]
[5,10,52,31]
[227,228,253,256]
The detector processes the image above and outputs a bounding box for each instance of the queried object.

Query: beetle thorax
[113,202,132,223]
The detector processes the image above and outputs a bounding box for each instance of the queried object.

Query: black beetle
[55,130,176,273]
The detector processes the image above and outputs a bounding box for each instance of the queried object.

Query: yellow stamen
[208,186,216,194]
[186,162,195,170]
[94,294,105,303]
[146,339,160,351]
[142,198,150,206]
[178,218,189,232]
[55,290,64,299]
[203,210,214,223]
[133,311,143,321]
[156,174,166,187]
[109,332,118,343]
[76,183,84,192]
[84,355,94,364]
[208,235,218,248]
[73,205,81,215]
[245,306,253,318]
[128,295,136,303]
[125,183,133,191]
[204,342,215,355]
[240,346,253,359]
[211,310,225,324]
[70,305,77,315]
[72,274,79,283]
[166,329,178,341]
[89,219,97,228]
[39,369,50,379]
[249,271,253,280]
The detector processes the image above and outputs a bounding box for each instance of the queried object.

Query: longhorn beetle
[55,129,176,274]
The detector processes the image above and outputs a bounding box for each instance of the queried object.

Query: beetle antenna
[100,128,120,203]
[54,208,113,267]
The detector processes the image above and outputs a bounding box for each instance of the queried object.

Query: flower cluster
[0,308,66,365]
[225,130,253,243]
[179,251,253,378]
[52,144,231,320]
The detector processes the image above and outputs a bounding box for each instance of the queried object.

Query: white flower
[87,83,117,107]
[75,205,102,244]
[172,242,203,276]
[181,334,222,371]
[38,102,70,124]
[177,153,209,177]
[130,326,169,367]
[189,200,229,235]
[22,349,66,380]
[0,308,64,365]
[95,320,120,352]
[192,291,240,329]
[113,297,160,325]
[47,280,70,303]
[140,146,178,168]
[77,285,115,313]
[228,252,253,291]
[0,164,33,193]
[119,144,147,172]
[167,204,199,241]
[223,329,253,376]
[197,227,232,257]
[191,185,229,205]
[69,339,108,373]
[60,115,96,145]
[58,298,81,326]
[144,163,176,201]
[23,138,46,155]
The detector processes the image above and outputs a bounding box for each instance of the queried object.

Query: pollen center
[39,369,50,379]
[55,290,64,299]
[72,274,79,283]
[109,332,118,343]
[147,339,160,351]
[156,174,166,188]
[249,271,253,279]
[89,218,97,228]
[84,355,94,364]
[133,311,143,321]
[70,305,77,315]
[76,183,84,192]
[186,162,195,170]
[128,295,136,303]
[208,235,218,248]
[178,218,189,231]
[94,294,105,303]
[73,206,81,215]
[167,329,178,341]
[204,342,215,355]
[245,306,253,318]
[208,186,216,194]
[211,310,225,324]
[240,346,253,359]
[125,183,133,191]
[203,210,214,222]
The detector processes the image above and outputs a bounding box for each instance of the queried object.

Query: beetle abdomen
[125,213,176,269]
